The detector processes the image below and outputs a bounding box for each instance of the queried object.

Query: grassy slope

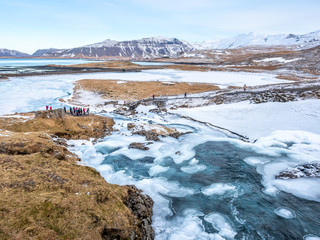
[0,112,153,239]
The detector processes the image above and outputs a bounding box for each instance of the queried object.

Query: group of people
[64,106,89,116]
[45,105,89,116]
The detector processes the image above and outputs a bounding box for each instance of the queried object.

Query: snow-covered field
[0,69,287,115]
[170,99,320,140]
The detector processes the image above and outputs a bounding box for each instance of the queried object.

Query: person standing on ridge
[50,106,52,110]
[46,105,48,110]
[243,84,247,92]
[184,92,187,98]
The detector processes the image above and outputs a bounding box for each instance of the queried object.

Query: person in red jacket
[50,106,52,110]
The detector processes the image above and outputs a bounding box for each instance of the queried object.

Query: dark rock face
[124,185,154,240]
[129,142,150,151]
[276,162,320,179]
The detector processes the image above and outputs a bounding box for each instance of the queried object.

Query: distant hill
[193,30,320,50]
[32,37,193,58]
[0,48,30,57]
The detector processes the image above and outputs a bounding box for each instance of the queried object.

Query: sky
[1,0,320,54]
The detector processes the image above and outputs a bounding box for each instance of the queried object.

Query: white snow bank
[254,57,301,63]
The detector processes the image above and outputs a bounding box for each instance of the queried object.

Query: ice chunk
[202,183,236,196]
[149,165,170,176]
[204,213,237,239]
[274,207,296,219]
[181,164,206,174]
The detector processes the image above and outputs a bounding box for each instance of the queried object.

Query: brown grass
[0,114,114,140]
[276,75,318,81]
[72,79,220,102]
[0,114,149,239]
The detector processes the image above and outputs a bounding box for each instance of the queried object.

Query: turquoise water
[93,138,320,239]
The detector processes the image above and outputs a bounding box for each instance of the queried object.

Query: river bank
[0,109,154,239]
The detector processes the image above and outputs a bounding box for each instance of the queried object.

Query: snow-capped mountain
[0,48,30,57]
[194,30,320,50]
[32,37,193,58]
[32,48,66,57]
[84,39,118,48]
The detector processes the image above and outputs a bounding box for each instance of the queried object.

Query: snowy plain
[170,99,320,141]
[0,69,287,115]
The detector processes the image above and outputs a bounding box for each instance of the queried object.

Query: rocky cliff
[0,110,154,239]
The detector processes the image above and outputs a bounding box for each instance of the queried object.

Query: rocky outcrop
[276,162,320,179]
[133,130,161,141]
[129,142,150,151]
[124,186,154,239]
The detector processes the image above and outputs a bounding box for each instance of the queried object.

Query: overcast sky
[1,0,320,54]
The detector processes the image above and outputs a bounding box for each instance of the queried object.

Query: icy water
[1,69,320,239]
[68,112,320,240]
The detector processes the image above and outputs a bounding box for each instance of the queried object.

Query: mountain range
[32,37,193,59]
[1,30,320,58]
[193,30,320,50]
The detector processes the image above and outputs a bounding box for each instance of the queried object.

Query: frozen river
[1,67,320,239]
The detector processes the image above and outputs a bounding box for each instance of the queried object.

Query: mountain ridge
[193,30,320,50]
[32,37,193,58]
[0,48,30,57]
